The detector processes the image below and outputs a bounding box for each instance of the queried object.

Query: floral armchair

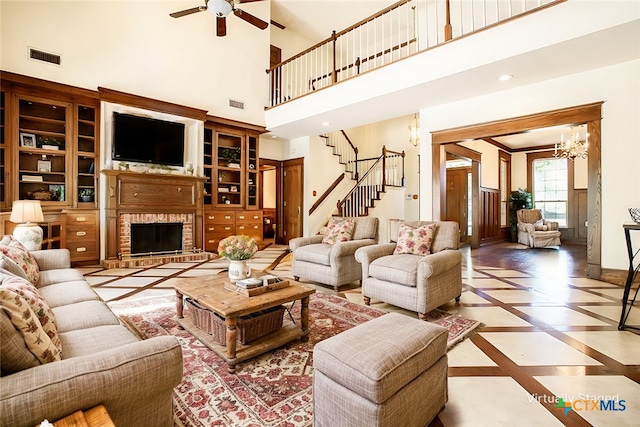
[354,220,462,319]
[516,209,561,248]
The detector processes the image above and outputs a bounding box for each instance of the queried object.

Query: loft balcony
[265,0,639,139]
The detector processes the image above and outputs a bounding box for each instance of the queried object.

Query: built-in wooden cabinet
[0,90,6,210]
[202,118,264,251]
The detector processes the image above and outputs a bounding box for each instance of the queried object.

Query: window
[533,158,567,227]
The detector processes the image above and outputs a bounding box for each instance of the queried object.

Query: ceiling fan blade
[217,16,227,37]
[170,6,206,18]
[234,9,268,30]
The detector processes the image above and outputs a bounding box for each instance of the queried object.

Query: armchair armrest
[331,239,377,259]
[0,336,182,427]
[418,249,462,279]
[30,249,71,271]
[289,235,324,251]
[544,220,560,230]
[517,223,535,234]
[355,243,396,265]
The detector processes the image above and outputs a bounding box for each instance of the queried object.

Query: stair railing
[323,130,359,179]
[266,0,561,107]
[337,146,405,216]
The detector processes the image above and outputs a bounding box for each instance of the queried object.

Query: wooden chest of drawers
[63,209,99,263]
[203,210,262,252]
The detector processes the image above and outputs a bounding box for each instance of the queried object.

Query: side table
[618,223,640,330]
[53,404,114,426]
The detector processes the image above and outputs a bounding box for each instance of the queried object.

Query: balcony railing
[267,0,562,108]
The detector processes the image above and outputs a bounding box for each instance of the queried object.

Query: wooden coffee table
[173,275,315,373]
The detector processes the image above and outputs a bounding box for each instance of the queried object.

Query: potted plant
[80,188,94,202]
[219,147,241,166]
[509,188,532,242]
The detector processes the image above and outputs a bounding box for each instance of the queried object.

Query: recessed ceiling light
[270,135,278,139]
[322,122,331,127]
[498,74,513,81]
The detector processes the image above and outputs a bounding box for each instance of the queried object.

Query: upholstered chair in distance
[516,209,561,248]
[355,220,462,320]
[289,216,379,291]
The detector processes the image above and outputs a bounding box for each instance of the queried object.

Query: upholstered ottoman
[313,312,448,427]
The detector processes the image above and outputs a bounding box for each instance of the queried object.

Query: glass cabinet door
[203,126,213,206]
[246,134,259,209]
[215,130,243,208]
[77,105,97,205]
[17,96,70,205]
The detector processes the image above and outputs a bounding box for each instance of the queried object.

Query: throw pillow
[322,218,356,245]
[0,273,62,354]
[393,223,437,256]
[0,236,40,285]
[0,253,30,280]
[0,287,62,365]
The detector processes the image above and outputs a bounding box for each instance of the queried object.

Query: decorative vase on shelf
[228,259,251,282]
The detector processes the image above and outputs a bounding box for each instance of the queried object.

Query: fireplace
[131,222,183,256]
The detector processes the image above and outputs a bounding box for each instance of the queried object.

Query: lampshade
[208,0,233,17]
[10,200,45,251]
[10,200,44,224]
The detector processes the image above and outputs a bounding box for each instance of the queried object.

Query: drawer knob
[238,226,245,230]
[208,239,215,243]
[177,187,182,192]
[224,226,231,231]
[253,225,259,229]
[208,227,215,231]
[224,215,232,220]
[208,215,215,220]
[76,231,87,237]
[76,247,86,252]
[253,215,259,219]
[134,192,138,197]
[239,215,245,219]
[75,217,86,222]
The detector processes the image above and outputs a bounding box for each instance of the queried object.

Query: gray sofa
[0,248,183,427]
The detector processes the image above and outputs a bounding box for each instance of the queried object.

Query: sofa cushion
[37,268,85,288]
[0,273,62,354]
[322,218,355,245]
[0,287,62,366]
[0,254,30,281]
[52,300,121,333]
[369,254,419,287]
[59,325,140,359]
[295,244,332,266]
[394,223,437,256]
[0,236,40,284]
[0,309,40,374]
[38,281,101,308]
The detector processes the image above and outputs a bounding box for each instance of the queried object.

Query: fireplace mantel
[102,170,207,261]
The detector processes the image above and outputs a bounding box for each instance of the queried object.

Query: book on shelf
[227,163,241,169]
[22,175,43,182]
[42,145,59,150]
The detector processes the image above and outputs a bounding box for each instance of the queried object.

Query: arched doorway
[431,102,602,279]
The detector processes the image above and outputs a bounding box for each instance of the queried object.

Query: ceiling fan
[170,0,268,37]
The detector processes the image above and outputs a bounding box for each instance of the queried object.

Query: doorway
[431,102,602,279]
[283,158,304,245]
[446,167,470,243]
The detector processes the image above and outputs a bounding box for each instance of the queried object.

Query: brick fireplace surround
[101,169,209,268]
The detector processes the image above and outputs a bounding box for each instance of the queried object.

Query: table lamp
[10,200,45,251]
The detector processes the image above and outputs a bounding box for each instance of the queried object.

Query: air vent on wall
[29,48,61,66]
[229,99,245,110]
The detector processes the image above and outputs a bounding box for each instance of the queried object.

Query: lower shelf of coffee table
[175,316,306,367]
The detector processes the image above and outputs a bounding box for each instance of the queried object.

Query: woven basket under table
[185,298,285,345]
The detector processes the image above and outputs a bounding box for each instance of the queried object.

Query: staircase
[319,130,405,217]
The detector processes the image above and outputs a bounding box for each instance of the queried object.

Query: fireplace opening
[131,223,183,256]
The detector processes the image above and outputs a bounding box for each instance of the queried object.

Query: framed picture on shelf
[20,133,37,148]
[37,160,52,173]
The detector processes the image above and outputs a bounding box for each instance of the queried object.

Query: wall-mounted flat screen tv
[112,112,185,167]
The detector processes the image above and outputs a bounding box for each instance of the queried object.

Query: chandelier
[554,126,588,160]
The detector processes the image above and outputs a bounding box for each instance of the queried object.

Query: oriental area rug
[109,292,480,427]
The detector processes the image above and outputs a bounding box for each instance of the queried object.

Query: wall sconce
[409,113,420,146]
[10,200,45,250]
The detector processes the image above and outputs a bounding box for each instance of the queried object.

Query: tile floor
[84,244,640,426]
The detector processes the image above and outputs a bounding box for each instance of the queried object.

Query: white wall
[0,1,270,126]
[421,59,640,271]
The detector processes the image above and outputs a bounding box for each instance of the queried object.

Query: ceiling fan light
[208,0,232,17]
